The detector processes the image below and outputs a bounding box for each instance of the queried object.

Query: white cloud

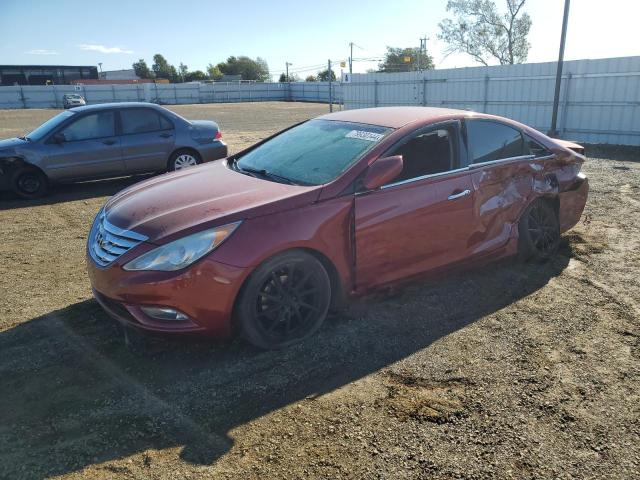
[78,44,134,54]
[27,49,59,55]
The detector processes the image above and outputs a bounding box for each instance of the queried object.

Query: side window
[466,120,525,164]
[524,135,552,158]
[386,128,454,184]
[61,111,115,141]
[120,109,172,135]
[159,114,174,130]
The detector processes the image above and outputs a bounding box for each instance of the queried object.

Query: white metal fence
[342,56,640,145]
[0,81,343,109]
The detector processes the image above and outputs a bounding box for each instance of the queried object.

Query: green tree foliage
[279,73,287,82]
[438,0,532,65]
[152,54,179,82]
[132,59,152,79]
[185,70,207,82]
[305,74,317,82]
[378,47,434,73]
[178,63,189,82]
[317,68,336,81]
[206,64,223,81]
[215,56,270,82]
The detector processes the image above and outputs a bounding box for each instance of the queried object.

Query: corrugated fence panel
[343,56,640,145]
[0,81,339,109]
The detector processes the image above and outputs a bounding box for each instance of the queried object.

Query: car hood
[104,160,322,244]
[0,137,28,153]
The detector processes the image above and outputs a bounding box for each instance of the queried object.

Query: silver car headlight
[123,221,241,272]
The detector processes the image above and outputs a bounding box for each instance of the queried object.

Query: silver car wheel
[174,154,198,170]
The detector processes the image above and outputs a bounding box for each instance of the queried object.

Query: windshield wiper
[237,165,300,185]
[17,135,30,141]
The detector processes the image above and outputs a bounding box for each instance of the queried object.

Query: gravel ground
[0,102,638,480]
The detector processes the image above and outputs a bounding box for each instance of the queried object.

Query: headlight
[123,221,241,271]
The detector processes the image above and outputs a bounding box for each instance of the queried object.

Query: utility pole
[328,59,333,112]
[418,37,427,71]
[349,42,354,74]
[98,62,103,78]
[285,62,293,82]
[549,0,570,137]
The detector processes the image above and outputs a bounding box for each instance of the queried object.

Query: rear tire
[168,149,201,171]
[11,167,49,199]
[236,251,331,349]
[518,199,560,262]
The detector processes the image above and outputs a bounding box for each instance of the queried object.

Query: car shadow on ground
[0,249,571,479]
[0,174,153,210]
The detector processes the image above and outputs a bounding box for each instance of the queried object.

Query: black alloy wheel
[237,251,331,349]
[518,199,560,261]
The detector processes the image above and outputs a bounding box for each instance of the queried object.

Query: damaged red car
[87,107,589,349]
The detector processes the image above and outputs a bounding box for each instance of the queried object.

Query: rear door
[43,110,123,181]
[464,119,538,255]
[354,122,475,288]
[118,108,176,173]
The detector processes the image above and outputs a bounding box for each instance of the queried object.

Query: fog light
[140,306,189,321]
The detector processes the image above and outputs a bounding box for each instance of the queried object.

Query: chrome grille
[89,212,148,267]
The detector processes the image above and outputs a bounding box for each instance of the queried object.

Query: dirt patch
[1,102,639,480]
[383,372,470,424]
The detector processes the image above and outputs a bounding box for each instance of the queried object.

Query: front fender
[211,196,354,293]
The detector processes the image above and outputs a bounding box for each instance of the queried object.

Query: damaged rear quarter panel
[468,154,564,254]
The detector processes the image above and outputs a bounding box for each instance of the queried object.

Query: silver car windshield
[27,111,75,141]
[235,120,391,185]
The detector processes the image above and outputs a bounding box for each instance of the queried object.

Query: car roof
[318,106,478,128]
[69,102,163,113]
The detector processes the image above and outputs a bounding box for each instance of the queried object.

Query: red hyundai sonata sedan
[87,107,588,349]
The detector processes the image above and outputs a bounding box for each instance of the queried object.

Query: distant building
[0,65,98,86]
[99,69,139,81]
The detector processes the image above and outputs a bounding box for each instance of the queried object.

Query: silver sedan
[0,102,227,198]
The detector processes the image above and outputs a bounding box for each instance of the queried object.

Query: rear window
[466,120,525,164]
[120,108,173,134]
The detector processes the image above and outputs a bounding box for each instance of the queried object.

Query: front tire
[236,251,331,349]
[168,149,201,171]
[11,167,49,199]
[518,199,560,262]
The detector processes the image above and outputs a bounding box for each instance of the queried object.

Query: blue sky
[1,0,638,80]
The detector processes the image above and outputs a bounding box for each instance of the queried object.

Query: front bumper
[87,252,249,337]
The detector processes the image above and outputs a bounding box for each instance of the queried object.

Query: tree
[317,68,336,82]
[178,62,189,82]
[378,47,434,73]
[215,56,270,82]
[185,70,207,82]
[152,54,178,81]
[279,73,287,82]
[206,63,223,81]
[438,0,532,65]
[305,74,317,82]
[132,59,152,79]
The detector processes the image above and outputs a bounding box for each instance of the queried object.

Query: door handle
[102,139,116,145]
[159,132,173,138]
[447,189,471,201]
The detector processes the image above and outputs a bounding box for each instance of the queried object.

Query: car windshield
[27,111,75,140]
[235,119,392,185]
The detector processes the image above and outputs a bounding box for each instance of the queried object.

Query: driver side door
[354,122,475,289]
[43,110,124,181]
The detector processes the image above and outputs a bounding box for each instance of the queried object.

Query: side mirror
[51,132,66,144]
[362,155,403,190]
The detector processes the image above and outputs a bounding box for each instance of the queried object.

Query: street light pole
[549,0,570,137]
[349,42,353,74]
[285,62,293,82]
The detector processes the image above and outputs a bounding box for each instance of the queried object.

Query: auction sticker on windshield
[345,130,385,142]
